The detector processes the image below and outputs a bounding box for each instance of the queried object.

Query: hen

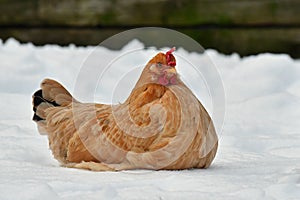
[32,48,218,171]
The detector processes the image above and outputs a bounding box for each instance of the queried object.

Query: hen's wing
[66,84,172,169]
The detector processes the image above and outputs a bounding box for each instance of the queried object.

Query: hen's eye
[157,62,162,68]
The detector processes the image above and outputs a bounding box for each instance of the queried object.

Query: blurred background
[0,0,299,58]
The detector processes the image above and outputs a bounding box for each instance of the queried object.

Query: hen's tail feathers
[32,79,74,123]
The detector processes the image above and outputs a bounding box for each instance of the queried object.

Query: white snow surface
[0,38,300,200]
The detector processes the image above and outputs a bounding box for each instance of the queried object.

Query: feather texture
[32,51,218,171]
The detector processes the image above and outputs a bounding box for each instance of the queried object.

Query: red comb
[166,47,176,67]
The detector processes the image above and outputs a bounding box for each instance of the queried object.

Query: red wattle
[158,76,169,86]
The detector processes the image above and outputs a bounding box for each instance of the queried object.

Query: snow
[0,37,300,200]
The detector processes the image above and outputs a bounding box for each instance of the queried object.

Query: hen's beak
[164,67,177,75]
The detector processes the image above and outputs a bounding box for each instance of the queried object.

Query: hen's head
[146,47,178,86]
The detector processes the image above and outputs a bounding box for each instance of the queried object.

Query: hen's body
[33,51,218,171]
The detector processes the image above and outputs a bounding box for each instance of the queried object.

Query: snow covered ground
[0,38,299,200]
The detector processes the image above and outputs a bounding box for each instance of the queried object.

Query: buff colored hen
[32,48,218,171]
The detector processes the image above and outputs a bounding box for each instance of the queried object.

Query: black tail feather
[32,114,43,121]
[32,89,60,122]
[33,90,43,108]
